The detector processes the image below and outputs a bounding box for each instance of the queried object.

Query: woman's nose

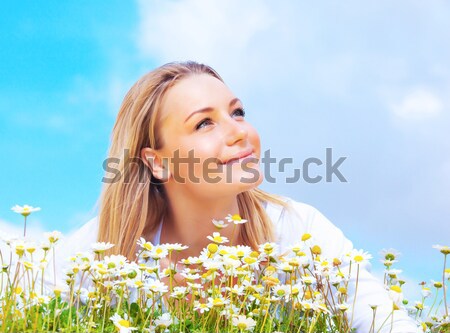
[225,120,248,146]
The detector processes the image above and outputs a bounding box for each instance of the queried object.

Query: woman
[59,61,418,332]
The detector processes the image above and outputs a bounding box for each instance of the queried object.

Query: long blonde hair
[98,61,286,260]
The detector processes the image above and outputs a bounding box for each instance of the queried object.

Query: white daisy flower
[193,301,211,313]
[45,231,62,244]
[301,275,316,286]
[147,279,168,294]
[137,237,153,251]
[379,248,401,261]
[149,246,168,260]
[163,243,188,251]
[421,286,432,298]
[212,219,228,229]
[347,249,372,265]
[91,242,114,254]
[154,313,174,329]
[388,285,404,304]
[11,204,41,217]
[225,214,248,224]
[433,244,450,255]
[232,315,257,331]
[110,313,137,333]
[206,232,229,244]
[207,296,229,308]
[170,286,188,299]
[272,284,291,301]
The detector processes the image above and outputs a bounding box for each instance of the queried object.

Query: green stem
[23,216,27,237]
[349,264,360,329]
[443,254,448,316]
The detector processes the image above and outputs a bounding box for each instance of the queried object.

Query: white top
[50,197,419,333]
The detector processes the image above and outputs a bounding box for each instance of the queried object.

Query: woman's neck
[160,189,243,258]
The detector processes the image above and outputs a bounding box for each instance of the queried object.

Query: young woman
[58,61,418,332]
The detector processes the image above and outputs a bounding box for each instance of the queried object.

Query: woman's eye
[195,118,213,130]
[232,108,245,118]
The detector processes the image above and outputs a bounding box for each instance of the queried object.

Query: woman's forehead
[159,74,235,123]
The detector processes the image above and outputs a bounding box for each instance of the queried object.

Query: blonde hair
[98,61,286,260]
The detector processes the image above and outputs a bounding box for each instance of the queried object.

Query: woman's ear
[141,147,171,182]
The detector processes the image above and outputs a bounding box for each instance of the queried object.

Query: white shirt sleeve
[269,199,419,333]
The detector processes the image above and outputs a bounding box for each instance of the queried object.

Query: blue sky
[1,1,449,299]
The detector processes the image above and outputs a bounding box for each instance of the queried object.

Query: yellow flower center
[207,243,218,254]
[390,285,402,293]
[118,319,130,328]
[311,245,321,255]
[232,214,242,221]
[301,233,312,241]
[244,257,257,265]
[276,289,285,296]
[354,255,364,262]
[433,281,443,288]
[212,298,224,306]
[237,323,248,330]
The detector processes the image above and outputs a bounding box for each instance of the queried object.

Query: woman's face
[153,73,262,198]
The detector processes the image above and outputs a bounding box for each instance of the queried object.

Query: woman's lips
[220,149,255,165]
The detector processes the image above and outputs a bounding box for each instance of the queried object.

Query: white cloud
[0,218,49,256]
[136,0,273,71]
[390,88,443,121]
[0,218,47,241]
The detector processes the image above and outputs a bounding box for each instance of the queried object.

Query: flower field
[0,206,449,332]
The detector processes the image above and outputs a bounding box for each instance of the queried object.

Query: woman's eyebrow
[184,98,242,123]
[184,107,213,123]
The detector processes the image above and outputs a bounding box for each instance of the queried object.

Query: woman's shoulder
[56,217,99,260]
[264,195,331,227]
[265,195,353,256]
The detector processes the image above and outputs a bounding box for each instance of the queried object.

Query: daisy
[432,244,450,255]
[212,219,228,229]
[347,249,372,265]
[232,315,257,331]
[207,296,229,307]
[11,204,41,217]
[421,286,432,298]
[137,237,153,251]
[147,280,168,294]
[272,284,291,301]
[337,302,350,312]
[301,275,316,286]
[385,268,402,278]
[431,279,443,288]
[170,286,188,299]
[193,301,211,313]
[154,313,174,329]
[149,246,168,260]
[379,248,401,261]
[226,214,248,224]
[180,271,201,281]
[91,242,114,254]
[388,285,403,304]
[110,313,137,333]
[226,284,245,296]
[277,262,294,273]
[44,231,62,244]
[206,232,229,244]
[258,242,278,256]
[163,243,188,251]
